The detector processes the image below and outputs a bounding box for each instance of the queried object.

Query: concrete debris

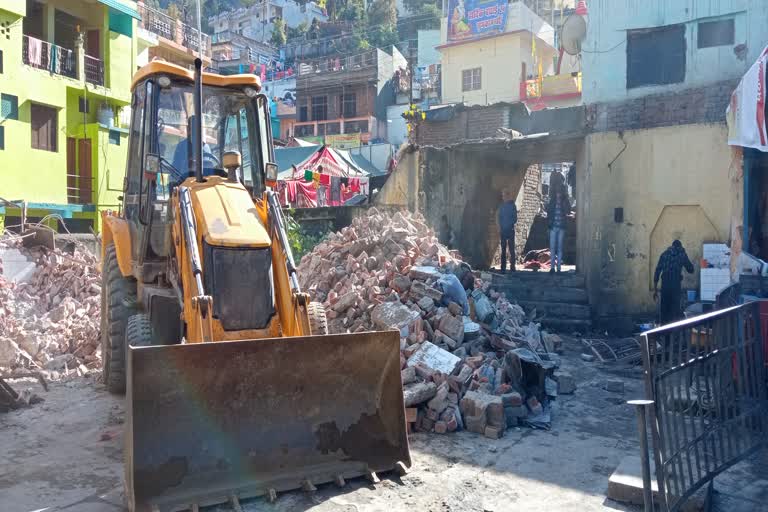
[0,235,101,380]
[297,208,576,438]
[0,376,44,412]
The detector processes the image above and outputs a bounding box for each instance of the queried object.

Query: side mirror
[144,153,160,182]
[265,162,278,187]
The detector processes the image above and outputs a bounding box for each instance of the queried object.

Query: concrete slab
[608,455,704,512]
[0,247,36,283]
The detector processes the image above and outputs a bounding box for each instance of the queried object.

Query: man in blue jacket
[498,191,518,273]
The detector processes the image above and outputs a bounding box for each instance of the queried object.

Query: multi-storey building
[292,47,407,145]
[136,0,211,70]
[208,0,327,46]
[0,0,140,232]
[438,0,581,108]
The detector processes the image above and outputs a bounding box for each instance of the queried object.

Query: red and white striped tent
[279,145,368,180]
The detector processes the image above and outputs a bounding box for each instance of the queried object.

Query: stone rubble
[0,235,101,379]
[297,208,571,438]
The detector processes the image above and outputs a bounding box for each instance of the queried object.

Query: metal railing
[297,50,377,76]
[641,302,768,511]
[84,55,104,86]
[138,4,175,40]
[138,3,211,54]
[522,72,582,100]
[22,35,76,79]
[182,23,206,53]
[66,174,94,205]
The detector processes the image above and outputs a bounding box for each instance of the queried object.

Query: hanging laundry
[340,177,349,187]
[304,169,313,182]
[319,173,330,186]
[349,178,361,193]
[27,37,42,66]
[286,180,298,202]
[330,176,342,205]
[317,185,327,206]
[50,45,59,74]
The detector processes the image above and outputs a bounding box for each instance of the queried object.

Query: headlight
[265,162,278,182]
[244,87,259,98]
[157,75,172,88]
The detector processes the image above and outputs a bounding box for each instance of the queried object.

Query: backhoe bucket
[125,331,410,512]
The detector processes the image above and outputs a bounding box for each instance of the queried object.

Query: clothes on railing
[279,175,368,208]
[27,37,42,65]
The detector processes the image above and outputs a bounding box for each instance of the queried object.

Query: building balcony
[297,50,377,77]
[293,115,373,143]
[138,3,211,58]
[22,35,77,80]
[521,72,582,104]
[84,55,105,86]
[296,50,379,89]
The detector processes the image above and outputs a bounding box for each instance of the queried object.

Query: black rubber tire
[101,244,136,394]
[126,314,153,348]
[308,301,328,335]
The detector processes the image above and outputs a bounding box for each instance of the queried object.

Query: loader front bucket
[125,331,410,512]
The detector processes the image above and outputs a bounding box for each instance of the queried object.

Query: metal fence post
[629,399,656,512]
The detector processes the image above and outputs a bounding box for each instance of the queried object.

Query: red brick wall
[416,104,511,146]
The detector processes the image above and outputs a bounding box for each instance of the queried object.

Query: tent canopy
[277,145,369,180]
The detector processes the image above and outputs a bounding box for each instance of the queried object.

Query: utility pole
[408,40,416,107]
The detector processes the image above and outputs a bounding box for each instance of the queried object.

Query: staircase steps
[489,271,592,331]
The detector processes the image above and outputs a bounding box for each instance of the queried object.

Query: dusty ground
[1,339,765,512]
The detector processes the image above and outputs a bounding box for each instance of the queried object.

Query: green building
[0,0,140,232]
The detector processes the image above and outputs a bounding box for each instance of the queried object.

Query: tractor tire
[126,314,154,348]
[308,301,328,335]
[101,244,136,394]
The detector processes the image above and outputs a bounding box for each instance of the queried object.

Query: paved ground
[1,339,765,512]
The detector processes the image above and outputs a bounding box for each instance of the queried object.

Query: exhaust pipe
[193,58,204,183]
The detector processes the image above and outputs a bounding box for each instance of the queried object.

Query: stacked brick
[0,237,101,379]
[297,208,571,438]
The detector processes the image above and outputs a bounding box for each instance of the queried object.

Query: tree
[308,18,322,39]
[402,0,437,16]
[271,18,287,46]
[167,2,182,20]
[367,0,396,27]
[367,0,398,48]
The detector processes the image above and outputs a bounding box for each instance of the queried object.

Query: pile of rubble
[297,208,574,438]
[0,236,102,379]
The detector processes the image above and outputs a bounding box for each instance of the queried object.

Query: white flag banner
[727,46,768,152]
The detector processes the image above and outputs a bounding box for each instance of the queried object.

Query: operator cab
[123,62,275,264]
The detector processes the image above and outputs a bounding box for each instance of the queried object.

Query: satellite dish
[560,14,587,55]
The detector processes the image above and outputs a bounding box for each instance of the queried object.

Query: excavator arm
[178,186,214,343]
[266,190,312,336]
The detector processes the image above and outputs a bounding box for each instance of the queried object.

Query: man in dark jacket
[654,239,694,324]
[498,192,518,273]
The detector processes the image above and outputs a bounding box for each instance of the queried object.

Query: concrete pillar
[75,31,85,84]
[175,19,184,46]
[407,149,418,213]
[43,3,55,43]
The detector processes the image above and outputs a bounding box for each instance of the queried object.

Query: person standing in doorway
[547,179,570,274]
[653,239,694,324]
[498,190,518,273]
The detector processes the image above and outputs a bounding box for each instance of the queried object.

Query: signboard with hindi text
[326,133,362,150]
[447,0,508,42]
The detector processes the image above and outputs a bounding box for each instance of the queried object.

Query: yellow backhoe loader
[100,59,410,512]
